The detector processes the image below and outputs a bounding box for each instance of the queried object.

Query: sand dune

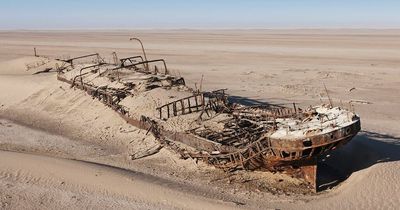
[0,150,241,210]
[0,30,399,209]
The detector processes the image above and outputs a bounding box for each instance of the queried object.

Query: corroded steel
[53,39,361,192]
[57,53,100,65]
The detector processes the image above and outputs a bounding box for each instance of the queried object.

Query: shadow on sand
[228,95,271,106]
[317,130,400,191]
[228,95,294,107]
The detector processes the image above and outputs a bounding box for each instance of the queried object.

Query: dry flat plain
[0,30,399,209]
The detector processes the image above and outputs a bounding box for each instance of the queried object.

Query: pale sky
[1,0,400,29]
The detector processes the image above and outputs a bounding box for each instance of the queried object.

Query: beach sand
[0,30,399,209]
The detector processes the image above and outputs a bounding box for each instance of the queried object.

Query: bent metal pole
[129,37,149,71]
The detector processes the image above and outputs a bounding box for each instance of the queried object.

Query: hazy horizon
[1,0,400,30]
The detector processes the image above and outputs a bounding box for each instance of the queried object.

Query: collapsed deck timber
[53,44,360,191]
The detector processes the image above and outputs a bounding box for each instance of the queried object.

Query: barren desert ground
[0,30,399,209]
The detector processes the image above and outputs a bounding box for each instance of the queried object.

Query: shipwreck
[36,39,361,191]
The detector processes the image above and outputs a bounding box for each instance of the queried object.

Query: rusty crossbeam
[79,63,107,74]
[123,59,169,75]
[120,55,145,67]
[58,53,101,65]
[109,59,169,75]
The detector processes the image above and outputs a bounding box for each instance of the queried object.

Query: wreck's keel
[298,160,318,192]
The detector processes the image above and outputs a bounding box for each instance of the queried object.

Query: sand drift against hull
[31,40,360,191]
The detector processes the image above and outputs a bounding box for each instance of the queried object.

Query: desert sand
[0,29,399,209]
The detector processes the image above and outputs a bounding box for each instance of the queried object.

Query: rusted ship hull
[49,43,360,191]
[56,71,360,191]
[208,119,360,170]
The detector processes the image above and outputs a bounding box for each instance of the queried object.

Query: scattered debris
[349,87,356,92]
[350,99,372,104]
[130,145,163,160]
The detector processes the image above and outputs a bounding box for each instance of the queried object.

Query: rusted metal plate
[299,163,317,192]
